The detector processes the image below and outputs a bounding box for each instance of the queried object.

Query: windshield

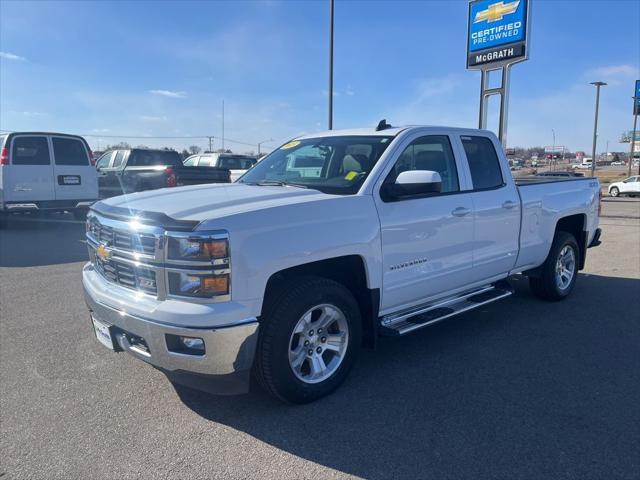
[239,135,394,194]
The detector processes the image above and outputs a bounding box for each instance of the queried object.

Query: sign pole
[630,103,638,176]
[498,64,511,147]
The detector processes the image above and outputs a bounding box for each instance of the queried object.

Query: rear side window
[461,136,504,190]
[198,155,214,166]
[112,151,125,168]
[96,152,113,168]
[52,137,89,165]
[128,150,182,167]
[183,156,199,166]
[11,136,51,165]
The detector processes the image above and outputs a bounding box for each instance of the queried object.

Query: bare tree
[188,145,201,155]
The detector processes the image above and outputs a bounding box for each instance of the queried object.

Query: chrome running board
[379,281,514,336]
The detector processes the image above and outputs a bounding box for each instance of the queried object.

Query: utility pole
[257,138,273,156]
[222,100,225,152]
[328,0,334,130]
[551,129,556,171]
[590,81,607,177]
[208,136,213,153]
[630,95,639,177]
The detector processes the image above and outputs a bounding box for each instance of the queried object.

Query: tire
[254,276,362,404]
[609,187,619,197]
[529,231,579,301]
[73,209,88,221]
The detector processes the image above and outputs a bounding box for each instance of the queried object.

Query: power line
[0,129,269,148]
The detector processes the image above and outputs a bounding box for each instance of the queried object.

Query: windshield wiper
[243,181,309,189]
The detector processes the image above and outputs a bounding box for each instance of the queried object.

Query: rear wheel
[529,231,579,301]
[609,186,619,197]
[254,276,361,404]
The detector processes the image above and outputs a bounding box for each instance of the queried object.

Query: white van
[0,132,98,226]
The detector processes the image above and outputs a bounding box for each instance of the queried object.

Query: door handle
[452,207,471,217]
[502,200,518,209]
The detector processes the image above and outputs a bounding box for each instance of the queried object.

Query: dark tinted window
[461,136,504,190]
[128,150,182,167]
[11,136,50,165]
[112,151,125,168]
[52,137,89,165]
[218,156,257,169]
[388,135,459,193]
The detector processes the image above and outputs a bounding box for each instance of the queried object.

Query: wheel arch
[554,213,587,270]
[261,255,380,349]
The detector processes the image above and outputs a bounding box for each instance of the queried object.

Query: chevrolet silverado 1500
[82,125,602,403]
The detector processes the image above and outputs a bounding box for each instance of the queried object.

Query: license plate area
[58,175,81,185]
[91,315,115,350]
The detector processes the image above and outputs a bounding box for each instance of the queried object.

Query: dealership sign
[467,0,530,69]
[634,79,640,115]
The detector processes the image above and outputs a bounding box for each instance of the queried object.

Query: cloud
[140,115,168,122]
[587,64,637,78]
[90,128,111,133]
[346,85,355,96]
[149,89,186,99]
[0,51,26,61]
[6,110,47,117]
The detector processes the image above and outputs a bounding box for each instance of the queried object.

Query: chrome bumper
[83,278,259,395]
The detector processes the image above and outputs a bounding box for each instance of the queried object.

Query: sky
[1,0,639,154]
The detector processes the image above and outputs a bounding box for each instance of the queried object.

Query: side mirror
[381,170,442,201]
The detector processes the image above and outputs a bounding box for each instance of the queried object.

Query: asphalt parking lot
[1,200,639,480]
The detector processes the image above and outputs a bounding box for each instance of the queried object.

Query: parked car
[610,161,624,166]
[184,153,257,182]
[535,171,585,178]
[608,175,640,197]
[95,148,231,198]
[82,125,601,403]
[0,131,97,227]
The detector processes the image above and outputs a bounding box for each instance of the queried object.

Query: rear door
[51,135,98,201]
[4,135,55,202]
[457,134,520,282]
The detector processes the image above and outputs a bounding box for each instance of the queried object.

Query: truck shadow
[0,214,87,267]
[173,274,640,479]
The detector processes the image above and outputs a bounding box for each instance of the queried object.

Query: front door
[374,133,475,314]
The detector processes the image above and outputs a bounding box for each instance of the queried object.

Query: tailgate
[176,166,231,185]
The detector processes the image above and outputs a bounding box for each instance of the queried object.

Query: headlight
[167,236,228,262]
[168,271,229,298]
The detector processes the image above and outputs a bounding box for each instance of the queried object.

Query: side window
[96,152,113,168]
[112,151,125,168]
[52,137,89,165]
[11,136,51,165]
[461,136,504,190]
[184,156,198,166]
[198,155,213,166]
[386,135,459,193]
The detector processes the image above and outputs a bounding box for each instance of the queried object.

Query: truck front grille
[93,253,157,296]
[88,219,156,256]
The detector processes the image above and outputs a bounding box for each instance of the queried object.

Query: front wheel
[609,187,619,197]
[254,276,361,404]
[529,231,579,301]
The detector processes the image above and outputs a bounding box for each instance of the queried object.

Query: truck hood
[98,183,335,222]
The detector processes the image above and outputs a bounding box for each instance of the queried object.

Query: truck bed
[514,175,594,186]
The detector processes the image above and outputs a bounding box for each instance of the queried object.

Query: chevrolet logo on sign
[474,0,520,23]
[95,244,112,262]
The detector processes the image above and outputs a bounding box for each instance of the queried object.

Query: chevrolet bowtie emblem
[95,244,112,261]
[474,0,520,23]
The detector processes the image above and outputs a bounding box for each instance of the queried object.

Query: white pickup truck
[82,125,602,403]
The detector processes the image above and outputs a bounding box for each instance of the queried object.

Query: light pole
[551,129,556,171]
[257,138,273,156]
[590,81,607,176]
[328,0,334,130]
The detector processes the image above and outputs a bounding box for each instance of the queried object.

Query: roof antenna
[376,119,392,131]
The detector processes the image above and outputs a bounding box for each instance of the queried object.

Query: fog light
[181,336,204,350]
[165,334,206,356]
